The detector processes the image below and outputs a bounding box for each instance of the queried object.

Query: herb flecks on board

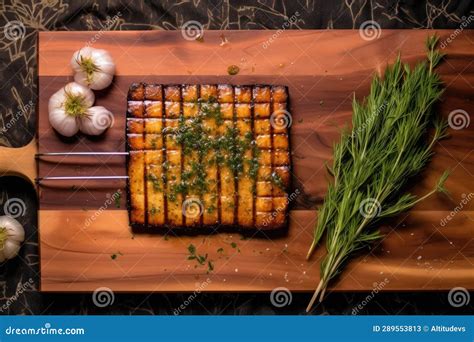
[187,243,214,272]
[306,36,449,312]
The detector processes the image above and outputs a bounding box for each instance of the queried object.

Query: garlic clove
[79,106,114,135]
[48,82,95,137]
[2,240,20,259]
[0,215,24,261]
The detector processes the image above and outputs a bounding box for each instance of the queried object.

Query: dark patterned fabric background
[0,0,473,315]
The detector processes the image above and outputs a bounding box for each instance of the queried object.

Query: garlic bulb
[48,82,95,137]
[71,47,115,90]
[0,216,25,262]
[79,106,115,135]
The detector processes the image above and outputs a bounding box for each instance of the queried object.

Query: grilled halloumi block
[126,83,291,231]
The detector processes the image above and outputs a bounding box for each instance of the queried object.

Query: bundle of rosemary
[306,36,449,312]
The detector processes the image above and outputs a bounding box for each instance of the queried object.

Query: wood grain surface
[37,30,474,292]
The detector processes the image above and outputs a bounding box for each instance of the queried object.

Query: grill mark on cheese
[160,85,168,226]
[202,85,219,226]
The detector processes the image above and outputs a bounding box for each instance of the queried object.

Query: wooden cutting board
[34,30,474,292]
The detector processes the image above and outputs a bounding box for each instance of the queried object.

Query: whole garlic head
[71,47,116,90]
[0,216,25,262]
[48,82,95,137]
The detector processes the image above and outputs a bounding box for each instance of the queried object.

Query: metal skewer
[36,151,130,184]
[36,152,129,157]
[37,175,129,181]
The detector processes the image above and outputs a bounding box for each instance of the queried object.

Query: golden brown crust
[145,84,162,101]
[127,101,145,117]
[234,86,252,103]
[145,101,163,118]
[127,119,144,134]
[164,85,181,102]
[182,85,198,102]
[253,85,271,103]
[128,83,145,101]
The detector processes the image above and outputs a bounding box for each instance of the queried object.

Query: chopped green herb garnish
[227,64,240,75]
[269,172,285,190]
[114,192,121,208]
[149,206,160,215]
[110,251,123,260]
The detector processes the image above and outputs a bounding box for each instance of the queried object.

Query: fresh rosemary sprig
[306,36,449,312]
